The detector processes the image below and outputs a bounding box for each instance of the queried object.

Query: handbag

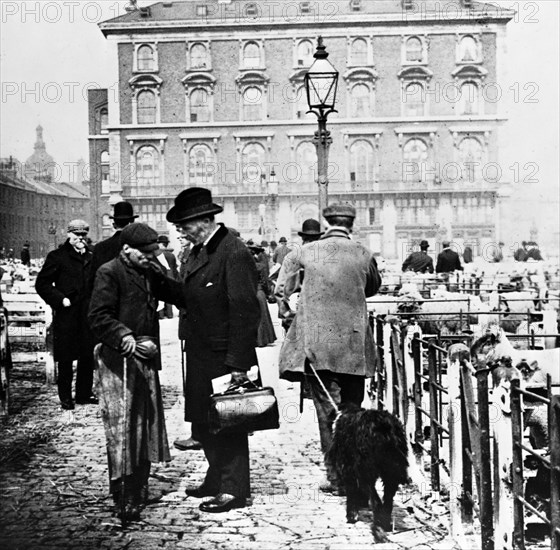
[208,380,280,435]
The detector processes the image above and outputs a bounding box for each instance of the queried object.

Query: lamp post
[304,36,339,217]
[258,168,279,241]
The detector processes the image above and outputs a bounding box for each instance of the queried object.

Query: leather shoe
[60,399,75,410]
[174,437,202,451]
[76,395,99,405]
[185,485,218,498]
[199,493,246,513]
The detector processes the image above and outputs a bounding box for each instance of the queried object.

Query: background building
[94,0,513,258]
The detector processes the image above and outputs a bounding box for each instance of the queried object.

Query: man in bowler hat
[436,241,463,273]
[402,240,434,273]
[88,201,138,293]
[153,187,260,513]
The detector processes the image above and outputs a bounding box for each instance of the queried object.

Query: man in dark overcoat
[35,219,95,409]
[88,222,171,521]
[402,239,434,273]
[158,187,260,513]
[156,234,179,319]
[87,201,138,294]
[436,241,464,273]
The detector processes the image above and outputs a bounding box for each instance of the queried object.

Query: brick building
[94,0,513,258]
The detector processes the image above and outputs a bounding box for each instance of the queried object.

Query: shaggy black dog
[326,405,409,542]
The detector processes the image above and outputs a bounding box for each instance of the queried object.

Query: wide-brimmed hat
[166,187,223,223]
[419,240,430,249]
[67,219,89,235]
[120,223,159,253]
[298,218,324,237]
[322,203,356,219]
[279,237,287,243]
[110,201,138,220]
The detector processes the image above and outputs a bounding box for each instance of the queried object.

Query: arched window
[243,42,260,68]
[350,140,375,183]
[102,214,111,227]
[459,36,478,63]
[189,144,214,185]
[406,37,423,63]
[404,82,425,116]
[242,86,262,121]
[459,137,483,183]
[100,151,110,163]
[459,81,479,115]
[297,40,314,67]
[351,83,371,117]
[403,138,428,182]
[137,90,156,124]
[242,142,265,183]
[295,141,317,184]
[190,43,208,69]
[135,146,160,187]
[190,88,210,122]
[137,45,156,71]
[351,38,368,65]
[100,108,108,133]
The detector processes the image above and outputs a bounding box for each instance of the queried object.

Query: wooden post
[390,327,401,418]
[477,368,495,550]
[412,336,424,469]
[550,395,560,550]
[376,316,385,411]
[383,322,393,415]
[428,344,440,492]
[510,379,525,550]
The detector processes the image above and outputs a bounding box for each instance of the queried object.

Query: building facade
[96,0,513,259]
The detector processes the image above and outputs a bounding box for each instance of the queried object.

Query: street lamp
[304,36,339,216]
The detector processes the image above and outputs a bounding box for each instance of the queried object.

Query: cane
[180,339,186,397]
[120,356,128,527]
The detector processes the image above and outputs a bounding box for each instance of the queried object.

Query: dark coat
[35,240,93,362]
[20,247,30,266]
[436,248,463,273]
[160,249,179,280]
[87,231,123,293]
[402,251,434,273]
[156,223,260,422]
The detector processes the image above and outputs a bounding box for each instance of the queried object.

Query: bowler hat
[279,237,287,243]
[420,240,430,249]
[67,219,89,235]
[322,202,356,219]
[166,187,223,223]
[298,218,324,237]
[110,201,138,220]
[157,235,169,245]
[120,223,159,253]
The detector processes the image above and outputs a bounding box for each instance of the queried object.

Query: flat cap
[67,219,89,235]
[322,202,356,219]
[120,223,159,253]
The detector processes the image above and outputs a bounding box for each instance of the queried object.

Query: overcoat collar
[62,240,91,264]
[321,227,351,240]
[185,223,229,278]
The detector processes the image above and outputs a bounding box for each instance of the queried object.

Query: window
[351,83,371,117]
[190,43,208,69]
[297,40,314,67]
[100,108,108,134]
[242,142,265,183]
[403,138,428,182]
[189,144,214,185]
[459,137,483,183]
[245,3,258,17]
[404,82,425,116]
[243,42,261,69]
[196,4,207,16]
[190,88,210,122]
[102,214,111,227]
[459,81,479,115]
[137,45,156,71]
[459,35,478,63]
[135,146,160,188]
[350,0,362,11]
[137,90,156,123]
[100,151,110,194]
[368,207,376,225]
[295,141,317,184]
[351,38,368,66]
[242,86,263,121]
[350,140,375,184]
[405,37,423,63]
[300,2,311,14]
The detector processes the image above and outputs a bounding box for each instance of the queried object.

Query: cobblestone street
[1,312,463,550]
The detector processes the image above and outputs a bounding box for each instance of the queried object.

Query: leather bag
[208,381,280,435]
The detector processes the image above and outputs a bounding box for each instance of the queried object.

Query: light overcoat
[278,228,381,381]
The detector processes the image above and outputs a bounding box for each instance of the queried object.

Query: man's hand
[62,297,71,307]
[120,335,136,357]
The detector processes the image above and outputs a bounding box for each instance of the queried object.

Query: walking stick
[180,339,186,397]
[120,356,128,527]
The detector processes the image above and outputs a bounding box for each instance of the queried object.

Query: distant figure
[526,241,544,261]
[402,240,434,274]
[156,235,179,319]
[20,241,31,266]
[514,241,529,262]
[491,242,504,263]
[272,236,291,266]
[436,241,463,273]
[463,246,473,264]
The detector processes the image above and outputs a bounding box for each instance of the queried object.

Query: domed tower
[25,125,56,182]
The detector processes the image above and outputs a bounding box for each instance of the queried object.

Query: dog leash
[306,361,340,413]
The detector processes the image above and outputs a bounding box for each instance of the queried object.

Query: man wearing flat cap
[278,203,381,495]
[402,239,434,274]
[36,219,96,409]
[153,187,260,513]
[88,222,171,521]
[88,201,138,294]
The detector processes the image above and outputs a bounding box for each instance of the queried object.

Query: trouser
[57,355,94,402]
[193,422,250,498]
[306,367,364,483]
[158,303,173,319]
